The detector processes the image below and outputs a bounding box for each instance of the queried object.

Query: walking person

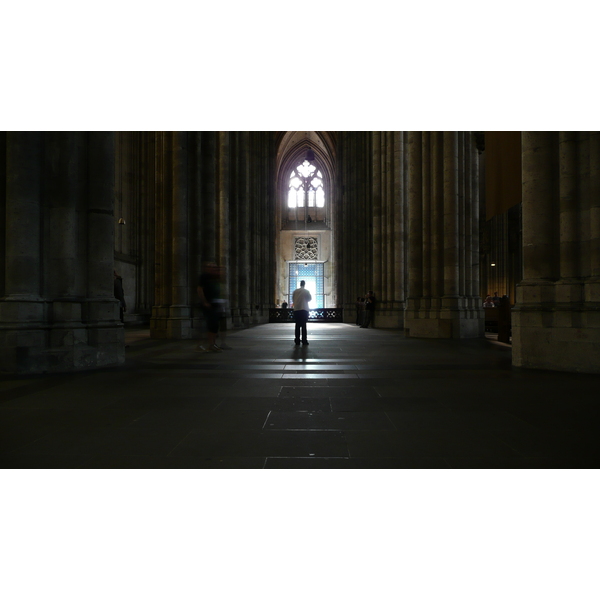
[292,280,312,345]
[196,261,223,353]
[355,297,364,326]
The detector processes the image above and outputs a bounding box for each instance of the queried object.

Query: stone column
[405,131,423,330]
[372,132,383,303]
[393,132,405,305]
[558,132,580,280]
[43,132,89,362]
[85,132,124,365]
[0,133,46,372]
[513,131,600,373]
[47,133,87,335]
[521,132,558,282]
[203,132,217,261]
[150,132,173,338]
[430,132,443,302]
[4,132,42,301]
[384,132,392,303]
[217,131,232,328]
[443,131,460,299]
[421,132,432,304]
[167,131,192,338]
[590,132,600,282]
[1,132,128,374]
[405,132,482,338]
[239,131,251,326]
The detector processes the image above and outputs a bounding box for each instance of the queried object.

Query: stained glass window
[288,159,325,209]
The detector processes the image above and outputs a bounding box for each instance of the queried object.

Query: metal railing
[269,308,344,323]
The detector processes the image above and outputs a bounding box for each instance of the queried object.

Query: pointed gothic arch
[274,132,338,309]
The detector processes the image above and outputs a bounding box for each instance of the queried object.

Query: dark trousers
[362,310,373,328]
[294,310,309,342]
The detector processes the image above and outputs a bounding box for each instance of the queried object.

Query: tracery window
[288,160,325,209]
[295,237,318,260]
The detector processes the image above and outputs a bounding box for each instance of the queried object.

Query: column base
[0,324,125,374]
[404,298,484,338]
[0,298,125,374]
[513,279,600,373]
[512,306,600,373]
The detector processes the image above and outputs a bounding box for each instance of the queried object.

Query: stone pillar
[1,132,124,374]
[239,131,251,326]
[85,132,124,366]
[405,132,423,330]
[590,132,600,282]
[218,131,231,328]
[404,132,483,338]
[44,132,88,338]
[46,133,88,361]
[4,133,43,300]
[48,133,86,300]
[443,131,460,300]
[513,131,600,373]
[393,132,406,305]
[203,132,217,261]
[167,131,192,338]
[150,132,172,338]
[372,131,383,303]
[0,133,46,372]
[431,131,443,303]
[421,132,432,303]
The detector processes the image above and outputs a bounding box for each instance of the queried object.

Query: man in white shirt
[292,280,312,345]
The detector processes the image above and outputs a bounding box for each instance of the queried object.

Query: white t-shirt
[292,287,312,311]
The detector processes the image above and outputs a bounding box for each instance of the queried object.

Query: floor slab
[2,322,599,468]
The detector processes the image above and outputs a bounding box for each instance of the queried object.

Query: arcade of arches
[1,131,599,375]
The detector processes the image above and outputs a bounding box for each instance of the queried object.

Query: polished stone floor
[1,322,599,468]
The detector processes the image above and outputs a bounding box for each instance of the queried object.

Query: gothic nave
[1,131,599,471]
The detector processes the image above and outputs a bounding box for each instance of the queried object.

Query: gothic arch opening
[274,132,337,309]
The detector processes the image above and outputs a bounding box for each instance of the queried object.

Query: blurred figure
[114,271,126,323]
[215,265,231,349]
[355,297,364,326]
[196,261,223,353]
[492,291,501,307]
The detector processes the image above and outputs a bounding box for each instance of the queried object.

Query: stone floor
[1,322,599,468]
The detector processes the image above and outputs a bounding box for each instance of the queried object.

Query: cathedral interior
[1,130,599,470]
[2,2,598,595]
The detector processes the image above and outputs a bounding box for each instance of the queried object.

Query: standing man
[361,290,376,328]
[292,280,312,345]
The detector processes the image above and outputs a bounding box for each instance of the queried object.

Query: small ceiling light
[491,263,496,267]
[118,218,126,225]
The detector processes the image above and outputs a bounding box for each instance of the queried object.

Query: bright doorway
[288,262,324,309]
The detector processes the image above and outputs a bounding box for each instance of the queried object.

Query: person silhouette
[292,280,311,345]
